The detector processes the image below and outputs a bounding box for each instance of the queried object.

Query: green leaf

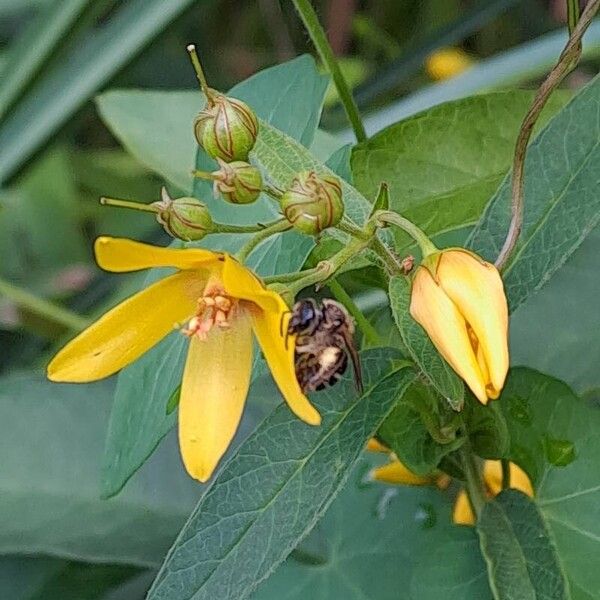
[0,373,202,567]
[499,368,600,597]
[101,56,328,498]
[252,454,449,600]
[352,91,568,252]
[477,490,570,600]
[389,275,464,409]
[0,557,144,600]
[464,397,510,460]
[468,75,600,312]
[510,227,600,393]
[0,0,198,184]
[378,380,464,476]
[410,527,492,599]
[147,349,415,600]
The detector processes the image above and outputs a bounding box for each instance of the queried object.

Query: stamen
[182,286,235,339]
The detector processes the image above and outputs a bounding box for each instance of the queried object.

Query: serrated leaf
[389,275,464,409]
[252,454,449,600]
[352,91,568,252]
[146,349,414,600]
[101,56,328,497]
[477,490,570,600]
[468,76,600,312]
[378,380,464,476]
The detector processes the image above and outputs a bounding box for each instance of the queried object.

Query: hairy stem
[292,0,367,142]
[495,0,600,270]
[235,220,292,263]
[374,210,438,257]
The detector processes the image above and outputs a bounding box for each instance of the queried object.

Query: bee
[286,298,363,394]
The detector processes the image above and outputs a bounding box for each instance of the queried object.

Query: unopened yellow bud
[194,93,259,162]
[154,187,213,241]
[409,248,509,404]
[280,170,344,235]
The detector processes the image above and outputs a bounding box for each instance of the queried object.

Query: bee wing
[340,330,363,394]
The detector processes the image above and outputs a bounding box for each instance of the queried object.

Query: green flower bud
[154,187,214,241]
[280,171,344,235]
[212,158,262,204]
[194,93,259,162]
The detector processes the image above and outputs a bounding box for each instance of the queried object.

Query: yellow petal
[483,460,534,498]
[178,310,253,482]
[48,271,204,382]
[453,490,475,525]
[437,250,509,397]
[94,236,222,272]
[366,438,390,453]
[410,266,488,403]
[371,458,432,486]
[221,254,280,313]
[251,297,321,426]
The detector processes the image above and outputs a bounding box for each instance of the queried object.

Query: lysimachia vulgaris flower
[367,441,532,526]
[410,248,509,404]
[47,237,320,482]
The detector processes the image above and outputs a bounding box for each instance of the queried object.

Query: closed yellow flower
[409,249,509,405]
[47,237,320,482]
[453,460,533,525]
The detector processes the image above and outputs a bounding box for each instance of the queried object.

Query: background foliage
[1,1,599,599]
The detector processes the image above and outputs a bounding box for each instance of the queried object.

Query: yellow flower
[368,445,533,526]
[47,237,320,482]
[425,47,473,81]
[410,249,509,405]
[453,460,534,525]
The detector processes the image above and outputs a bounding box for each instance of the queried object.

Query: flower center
[182,284,235,340]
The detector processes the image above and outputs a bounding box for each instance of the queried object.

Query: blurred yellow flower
[48,237,320,482]
[410,249,509,404]
[425,47,473,81]
[367,443,533,526]
[453,460,534,525]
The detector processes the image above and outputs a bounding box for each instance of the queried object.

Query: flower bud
[154,187,213,241]
[280,171,344,235]
[409,248,509,405]
[194,93,259,162]
[212,159,262,204]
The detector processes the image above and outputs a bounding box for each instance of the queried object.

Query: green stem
[100,197,158,213]
[263,267,320,285]
[236,220,292,263]
[374,210,438,257]
[263,182,284,201]
[212,220,281,234]
[370,236,405,275]
[501,458,511,490]
[287,236,370,297]
[0,277,90,333]
[326,278,381,346]
[186,44,214,103]
[291,0,367,143]
[337,218,371,241]
[567,0,581,35]
[460,446,487,520]
[192,169,215,180]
